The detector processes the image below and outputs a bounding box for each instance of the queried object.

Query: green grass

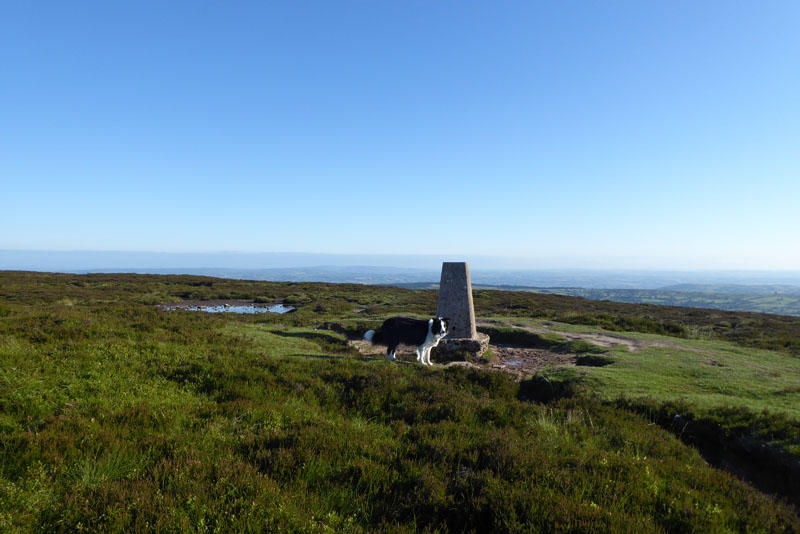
[485,318,800,455]
[496,319,800,420]
[585,339,800,418]
[1,271,799,532]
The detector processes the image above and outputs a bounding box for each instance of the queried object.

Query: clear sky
[2,1,798,270]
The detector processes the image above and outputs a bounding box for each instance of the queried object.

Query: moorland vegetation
[1,271,799,533]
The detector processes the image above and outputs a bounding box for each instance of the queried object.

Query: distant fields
[518,288,800,318]
[399,282,800,318]
[1,271,799,532]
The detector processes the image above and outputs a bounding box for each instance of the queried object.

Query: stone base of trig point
[433,262,490,361]
[434,334,491,362]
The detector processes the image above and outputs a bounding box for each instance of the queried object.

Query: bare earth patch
[485,345,576,379]
[489,321,643,352]
[351,320,710,379]
[479,320,709,354]
[350,339,392,358]
[351,338,575,378]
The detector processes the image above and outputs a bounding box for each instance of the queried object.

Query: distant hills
[3,249,800,317]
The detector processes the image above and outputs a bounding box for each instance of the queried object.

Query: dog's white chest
[420,321,443,350]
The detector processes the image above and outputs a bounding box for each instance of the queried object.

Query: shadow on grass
[518,372,582,403]
[291,353,384,362]
[575,354,615,367]
[272,330,363,357]
[272,331,344,343]
[616,398,800,510]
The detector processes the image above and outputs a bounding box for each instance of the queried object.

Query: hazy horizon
[3,250,800,285]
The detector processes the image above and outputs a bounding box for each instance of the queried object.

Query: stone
[435,332,491,360]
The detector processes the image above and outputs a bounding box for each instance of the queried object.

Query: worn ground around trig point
[351,319,706,379]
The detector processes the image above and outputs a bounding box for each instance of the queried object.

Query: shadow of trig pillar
[436,262,489,359]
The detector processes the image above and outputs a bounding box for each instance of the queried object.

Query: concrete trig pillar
[437,262,477,338]
[435,262,489,359]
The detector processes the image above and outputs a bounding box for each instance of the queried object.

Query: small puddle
[164,304,295,314]
[505,360,524,367]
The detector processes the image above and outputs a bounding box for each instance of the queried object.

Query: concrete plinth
[434,333,491,362]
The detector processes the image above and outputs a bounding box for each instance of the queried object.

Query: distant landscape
[521,286,800,317]
[53,267,800,317]
[4,250,800,317]
[3,249,800,318]
[401,284,800,318]
[70,271,800,319]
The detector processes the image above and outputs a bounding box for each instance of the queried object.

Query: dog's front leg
[415,347,423,364]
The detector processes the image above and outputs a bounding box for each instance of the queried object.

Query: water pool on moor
[163,303,295,314]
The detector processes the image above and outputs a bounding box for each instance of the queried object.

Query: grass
[1,271,799,532]
[586,340,800,418]
[485,317,800,456]
[500,322,800,420]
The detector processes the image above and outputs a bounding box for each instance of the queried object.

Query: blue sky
[2,1,798,269]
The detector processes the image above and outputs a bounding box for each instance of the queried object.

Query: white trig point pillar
[435,262,489,360]
[437,262,477,338]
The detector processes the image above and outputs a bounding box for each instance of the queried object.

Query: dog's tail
[364,329,384,344]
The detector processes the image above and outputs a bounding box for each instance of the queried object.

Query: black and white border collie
[364,317,448,366]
